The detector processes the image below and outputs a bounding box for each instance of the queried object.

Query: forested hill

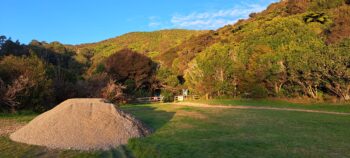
[160,0,350,74]
[155,0,350,101]
[0,0,349,113]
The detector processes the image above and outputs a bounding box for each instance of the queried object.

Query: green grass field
[189,99,350,113]
[1,100,350,158]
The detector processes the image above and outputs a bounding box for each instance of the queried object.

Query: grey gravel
[10,98,151,151]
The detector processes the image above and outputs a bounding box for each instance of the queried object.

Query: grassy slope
[76,29,207,62]
[1,102,350,158]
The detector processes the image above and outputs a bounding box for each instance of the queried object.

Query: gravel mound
[10,98,151,151]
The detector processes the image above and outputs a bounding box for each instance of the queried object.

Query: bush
[161,90,174,102]
[303,12,329,24]
[249,84,269,99]
[0,55,53,113]
[101,80,126,104]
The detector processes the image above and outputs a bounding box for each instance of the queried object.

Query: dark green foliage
[156,67,180,90]
[321,39,350,100]
[303,12,329,24]
[0,37,27,56]
[0,38,91,112]
[246,84,269,98]
[0,55,53,112]
[104,49,158,96]
[161,90,174,102]
[94,63,105,74]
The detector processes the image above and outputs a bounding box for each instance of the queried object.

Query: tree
[185,43,237,97]
[104,49,157,93]
[0,35,6,49]
[101,80,126,104]
[0,55,53,112]
[247,45,287,96]
[284,43,325,99]
[156,66,180,90]
[322,39,350,100]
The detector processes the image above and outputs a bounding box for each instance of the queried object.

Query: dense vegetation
[0,0,349,113]
[160,0,350,101]
[0,30,203,112]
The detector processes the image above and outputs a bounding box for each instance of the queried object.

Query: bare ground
[0,120,24,137]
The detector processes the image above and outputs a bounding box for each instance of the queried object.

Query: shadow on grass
[121,104,175,131]
[0,135,137,158]
[120,104,177,158]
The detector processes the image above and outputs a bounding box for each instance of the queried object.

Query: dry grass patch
[0,120,24,136]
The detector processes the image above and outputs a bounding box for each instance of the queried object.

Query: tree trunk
[344,94,350,101]
[325,84,350,101]
[274,82,284,95]
[306,85,318,99]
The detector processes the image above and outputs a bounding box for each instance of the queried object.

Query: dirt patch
[0,120,24,137]
[10,98,152,151]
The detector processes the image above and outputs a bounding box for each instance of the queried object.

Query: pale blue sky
[0,0,278,44]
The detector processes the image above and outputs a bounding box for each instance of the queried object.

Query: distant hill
[73,29,207,66]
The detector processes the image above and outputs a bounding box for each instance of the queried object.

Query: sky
[0,0,278,45]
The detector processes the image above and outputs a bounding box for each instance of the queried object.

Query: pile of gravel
[10,98,151,151]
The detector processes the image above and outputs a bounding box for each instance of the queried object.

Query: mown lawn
[189,99,350,113]
[1,101,350,158]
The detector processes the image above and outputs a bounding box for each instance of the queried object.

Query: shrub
[303,12,329,24]
[101,80,126,104]
[249,84,269,99]
[0,55,53,113]
[161,90,174,102]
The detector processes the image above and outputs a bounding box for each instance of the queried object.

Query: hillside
[74,29,207,67]
[160,0,350,74]
[0,0,349,113]
[157,0,350,100]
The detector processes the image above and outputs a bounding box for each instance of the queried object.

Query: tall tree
[185,43,237,97]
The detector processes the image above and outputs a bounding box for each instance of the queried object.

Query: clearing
[1,100,350,158]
